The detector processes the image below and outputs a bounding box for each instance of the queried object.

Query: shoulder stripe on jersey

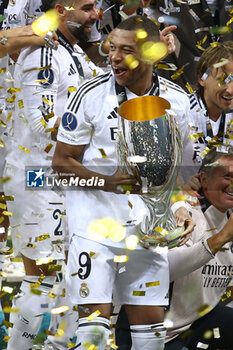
[67,72,112,112]
[190,101,198,110]
[40,46,53,68]
[159,77,187,95]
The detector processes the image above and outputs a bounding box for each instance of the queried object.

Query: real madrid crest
[9,0,16,6]
[79,283,90,298]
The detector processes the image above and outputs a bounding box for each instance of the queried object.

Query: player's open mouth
[222,96,233,101]
[113,67,127,76]
[223,190,233,196]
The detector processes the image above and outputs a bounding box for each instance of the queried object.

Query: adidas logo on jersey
[68,64,77,76]
[107,107,118,119]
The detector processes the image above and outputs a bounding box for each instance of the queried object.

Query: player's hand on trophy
[181,174,202,205]
[174,206,195,246]
[104,168,141,194]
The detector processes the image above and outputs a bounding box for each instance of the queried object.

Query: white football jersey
[2,0,43,30]
[57,72,191,247]
[6,33,103,168]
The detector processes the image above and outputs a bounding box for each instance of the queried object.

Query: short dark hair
[116,15,160,42]
[41,0,75,12]
[196,41,233,97]
[200,145,233,176]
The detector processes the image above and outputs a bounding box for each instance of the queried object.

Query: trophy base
[138,226,185,249]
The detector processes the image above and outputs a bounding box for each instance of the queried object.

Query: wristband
[98,42,108,57]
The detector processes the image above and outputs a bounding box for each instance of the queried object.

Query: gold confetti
[0,138,5,148]
[226,17,233,27]
[19,145,30,153]
[124,54,139,69]
[47,292,57,298]
[6,112,12,122]
[51,306,69,315]
[34,79,49,83]
[44,143,53,153]
[171,64,187,80]
[45,112,55,120]
[133,291,146,296]
[185,82,194,94]
[0,119,6,127]
[99,148,107,158]
[88,218,126,242]
[141,41,167,64]
[18,100,24,109]
[23,65,52,74]
[40,118,48,128]
[83,342,98,350]
[0,195,14,201]
[56,321,66,337]
[30,288,42,295]
[136,29,148,40]
[48,264,62,271]
[36,234,50,242]
[154,226,169,236]
[32,9,60,36]
[45,127,56,133]
[203,330,212,339]
[2,286,13,293]
[0,68,6,74]
[171,194,186,202]
[36,257,54,265]
[125,235,138,250]
[7,87,21,94]
[6,95,16,103]
[92,69,97,77]
[3,307,19,313]
[197,304,212,317]
[113,255,129,263]
[0,217,4,224]
[218,73,226,86]
[87,310,101,321]
[2,211,12,216]
[145,281,160,287]
[213,327,220,338]
[0,203,6,210]
[3,335,10,342]
[68,86,77,93]
[43,97,53,106]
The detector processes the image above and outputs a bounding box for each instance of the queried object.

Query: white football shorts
[3,163,66,260]
[66,235,169,306]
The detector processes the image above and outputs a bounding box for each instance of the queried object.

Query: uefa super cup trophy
[117,95,184,248]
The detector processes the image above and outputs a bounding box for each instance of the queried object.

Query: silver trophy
[117,95,184,248]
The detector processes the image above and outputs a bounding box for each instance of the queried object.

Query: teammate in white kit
[53,15,193,350]
[2,0,43,30]
[3,1,100,349]
[165,146,233,349]
[181,41,233,183]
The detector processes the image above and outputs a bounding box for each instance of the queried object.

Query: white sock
[7,275,56,350]
[75,316,111,350]
[130,323,166,350]
[44,278,79,350]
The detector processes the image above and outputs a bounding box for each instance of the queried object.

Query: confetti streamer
[113,255,129,263]
[133,290,146,296]
[99,148,107,158]
[68,86,77,93]
[44,143,53,153]
[145,281,160,287]
[19,145,30,153]
[87,310,101,321]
